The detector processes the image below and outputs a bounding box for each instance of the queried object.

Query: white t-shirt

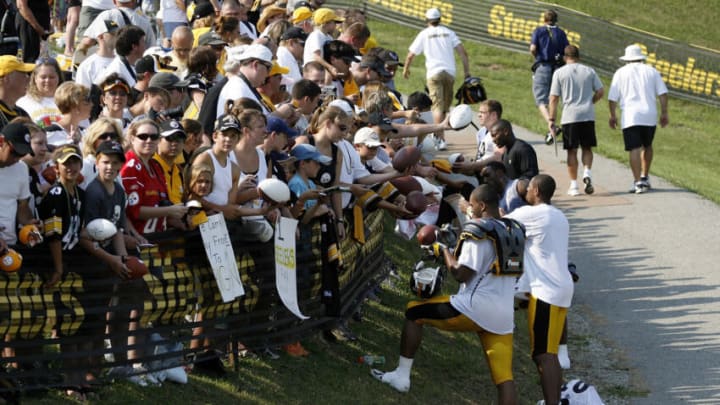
[84,7,156,50]
[506,203,574,308]
[0,162,32,245]
[336,139,365,209]
[475,126,497,163]
[277,46,302,93]
[450,236,516,334]
[94,56,137,87]
[303,29,332,67]
[75,53,114,89]
[158,0,187,23]
[83,0,114,9]
[16,96,61,128]
[239,20,258,40]
[217,75,269,117]
[607,62,668,129]
[408,25,461,78]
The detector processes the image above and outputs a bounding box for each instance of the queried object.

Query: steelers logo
[128,191,140,206]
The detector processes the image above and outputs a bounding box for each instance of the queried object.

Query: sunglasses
[107,89,127,97]
[99,132,119,141]
[136,133,160,141]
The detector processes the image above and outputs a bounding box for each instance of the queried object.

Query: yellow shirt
[343,77,360,100]
[153,153,186,204]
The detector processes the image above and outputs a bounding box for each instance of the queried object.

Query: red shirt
[121,150,170,234]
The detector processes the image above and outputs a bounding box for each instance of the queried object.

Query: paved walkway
[441,123,720,404]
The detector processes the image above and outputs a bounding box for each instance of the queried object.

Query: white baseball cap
[425,8,441,20]
[233,44,273,64]
[353,127,382,147]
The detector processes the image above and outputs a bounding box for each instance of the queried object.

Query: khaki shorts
[427,71,455,115]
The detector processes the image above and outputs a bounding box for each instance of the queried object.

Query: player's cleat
[634,181,648,194]
[371,369,410,393]
[640,176,651,189]
[583,176,594,194]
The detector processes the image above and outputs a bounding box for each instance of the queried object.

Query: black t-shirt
[502,138,539,180]
[84,178,126,228]
[0,100,29,130]
[38,182,85,251]
[308,136,338,187]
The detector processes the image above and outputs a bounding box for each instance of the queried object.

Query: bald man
[169,26,194,79]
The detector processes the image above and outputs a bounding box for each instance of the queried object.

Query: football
[41,166,57,184]
[449,104,474,130]
[125,256,149,279]
[416,224,439,245]
[258,178,290,204]
[0,249,22,272]
[390,176,422,195]
[405,190,428,217]
[18,224,43,247]
[86,218,118,241]
[392,145,422,172]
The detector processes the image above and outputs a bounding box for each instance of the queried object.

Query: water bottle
[358,355,385,366]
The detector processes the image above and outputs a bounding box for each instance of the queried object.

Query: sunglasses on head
[136,133,160,141]
[99,132,119,141]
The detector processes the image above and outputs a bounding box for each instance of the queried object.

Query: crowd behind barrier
[0,211,386,392]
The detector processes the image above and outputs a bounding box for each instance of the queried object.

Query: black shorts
[622,125,656,151]
[561,121,597,150]
[67,0,81,7]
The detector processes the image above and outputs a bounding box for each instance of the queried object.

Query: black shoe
[545,132,554,145]
[193,352,227,377]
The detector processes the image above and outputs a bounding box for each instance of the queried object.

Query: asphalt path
[440,123,720,404]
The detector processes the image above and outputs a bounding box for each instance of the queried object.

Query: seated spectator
[44,82,93,147]
[121,119,188,235]
[16,58,63,128]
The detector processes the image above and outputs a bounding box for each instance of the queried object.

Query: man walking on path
[403,7,470,151]
[608,44,669,194]
[548,45,604,196]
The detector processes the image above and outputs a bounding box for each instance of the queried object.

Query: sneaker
[262,347,281,360]
[640,176,651,189]
[437,140,448,151]
[567,185,580,196]
[558,344,571,369]
[282,342,310,357]
[371,369,410,393]
[583,176,594,194]
[634,181,647,194]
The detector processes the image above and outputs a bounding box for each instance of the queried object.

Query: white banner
[199,214,245,303]
[274,217,309,320]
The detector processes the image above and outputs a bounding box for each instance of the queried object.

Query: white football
[419,135,437,161]
[258,178,290,204]
[86,218,118,241]
[449,104,474,130]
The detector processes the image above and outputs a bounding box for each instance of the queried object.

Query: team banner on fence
[331,0,720,107]
[274,217,309,320]
[199,214,245,302]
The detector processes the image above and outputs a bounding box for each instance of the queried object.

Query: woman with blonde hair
[295,105,352,239]
[16,57,64,128]
[79,117,124,189]
[44,82,93,147]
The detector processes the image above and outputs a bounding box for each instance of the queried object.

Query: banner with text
[331,0,720,107]
[274,217,309,320]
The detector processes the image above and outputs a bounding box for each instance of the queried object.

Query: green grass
[547,1,720,49]
[368,16,720,204]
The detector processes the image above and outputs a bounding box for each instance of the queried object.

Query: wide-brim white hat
[619,44,647,61]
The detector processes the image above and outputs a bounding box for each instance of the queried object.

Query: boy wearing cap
[262,116,299,183]
[303,7,343,67]
[288,143,331,222]
[353,127,392,174]
[0,56,34,129]
[154,120,187,204]
[0,123,38,253]
[404,8,470,151]
[75,19,119,89]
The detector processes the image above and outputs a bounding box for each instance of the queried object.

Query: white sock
[558,344,571,369]
[570,180,578,189]
[396,356,414,379]
[583,168,591,179]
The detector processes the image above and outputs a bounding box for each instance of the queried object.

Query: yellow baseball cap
[292,6,313,24]
[269,60,290,76]
[313,8,344,25]
[0,56,34,77]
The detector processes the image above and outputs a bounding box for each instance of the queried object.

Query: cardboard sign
[199,214,245,302]
[274,217,309,320]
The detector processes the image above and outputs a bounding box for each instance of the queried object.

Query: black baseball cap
[280,26,307,42]
[215,114,241,132]
[159,119,186,138]
[360,55,391,78]
[368,111,398,133]
[1,122,34,156]
[149,72,185,91]
[378,49,403,67]
[96,140,126,162]
[135,55,157,75]
[192,2,215,22]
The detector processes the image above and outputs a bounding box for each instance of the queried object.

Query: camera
[149,106,184,122]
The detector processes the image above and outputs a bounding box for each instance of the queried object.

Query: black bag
[0,0,19,57]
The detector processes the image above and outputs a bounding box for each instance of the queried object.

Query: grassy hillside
[548,1,720,50]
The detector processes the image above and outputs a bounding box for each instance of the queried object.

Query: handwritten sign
[199,214,245,302]
[275,217,308,320]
